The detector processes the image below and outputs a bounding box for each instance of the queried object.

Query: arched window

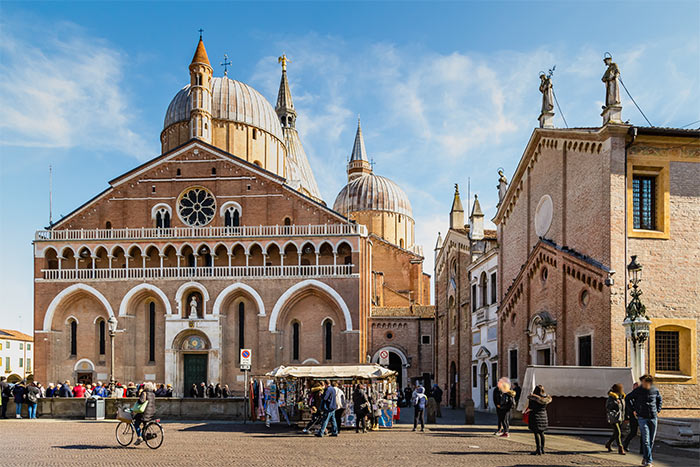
[480,272,488,307]
[211,167,217,175]
[399,238,404,249]
[292,322,300,361]
[238,302,245,350]
[156,209,171,229]
[105,221,112,230]
[149,302,156,362]
[324,319,333,361]
[98,319,106,356]
[224,207,240,227]
[69,320,77,356]
[284,217,292,226]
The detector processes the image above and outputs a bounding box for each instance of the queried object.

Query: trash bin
[85,397,105,420]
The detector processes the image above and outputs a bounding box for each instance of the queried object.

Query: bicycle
[115,407,164,449]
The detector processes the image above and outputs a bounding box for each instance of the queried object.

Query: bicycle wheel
[144,422,164,449]
[115,422,134,446]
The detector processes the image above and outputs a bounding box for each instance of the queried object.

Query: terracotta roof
[371,306,435,318]
[191,38,210,66]
[0,329,33,341]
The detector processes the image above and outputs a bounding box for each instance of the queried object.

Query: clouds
[0,20,156,160]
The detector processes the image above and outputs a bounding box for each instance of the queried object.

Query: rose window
[178,187,216,226]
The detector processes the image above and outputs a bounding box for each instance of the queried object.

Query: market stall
[250,364,398,428]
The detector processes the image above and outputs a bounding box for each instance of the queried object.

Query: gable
[49,140,347,230]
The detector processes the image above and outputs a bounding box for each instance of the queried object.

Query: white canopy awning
[266,364,396,380]
[516,366,635,412]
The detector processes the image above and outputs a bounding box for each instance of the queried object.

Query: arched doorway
[449,361,457,407]
[479,362,489,409]
[174,332,211,396]
[74,359,95,386]
[371,347,408,390]
[389,352,404,389]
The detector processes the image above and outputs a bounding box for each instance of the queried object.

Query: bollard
[464,398,475,425]
[426,398,438,424]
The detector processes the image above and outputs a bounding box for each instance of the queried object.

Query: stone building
[0,329,34,382]
[32,37,433,395]
[495,100,700,413]
[434,185,497,408]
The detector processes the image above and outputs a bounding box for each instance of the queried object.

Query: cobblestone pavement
[0,410,693,466]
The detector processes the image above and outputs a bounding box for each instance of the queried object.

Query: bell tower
[189,32,213,143]
[347,118,372,181]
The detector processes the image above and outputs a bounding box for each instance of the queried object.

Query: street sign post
[378,349,389,366]
[240,349,252,423]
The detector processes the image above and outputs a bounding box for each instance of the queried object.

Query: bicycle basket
[117,407,133,423]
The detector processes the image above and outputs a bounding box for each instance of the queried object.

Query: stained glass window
[182,335,207,351]
[178,187,216,226]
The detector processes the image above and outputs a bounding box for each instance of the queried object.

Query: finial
[198,28,204,40]
[278,53,290,72]
[221,54,232,76]
[454,183,459,194]
[474,194,478,199]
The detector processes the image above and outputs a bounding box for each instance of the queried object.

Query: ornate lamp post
[623,256,651,380]
[108,316,118,396]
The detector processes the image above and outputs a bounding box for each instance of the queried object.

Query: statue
[189,295,198,319]
[497,169,508,203]
[601,54,621,108]
[539,73,554,114]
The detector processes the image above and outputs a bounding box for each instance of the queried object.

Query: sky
[1,1,699,334]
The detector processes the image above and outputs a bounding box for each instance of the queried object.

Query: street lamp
[108,316,118,396]
[623,255,650,380]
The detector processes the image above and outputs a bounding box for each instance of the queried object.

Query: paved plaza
[2,410,695,466]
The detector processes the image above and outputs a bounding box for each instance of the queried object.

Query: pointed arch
[119,283,172,316]
[43,283,115,331]
[269,279,352,332]
[212,282,266,316]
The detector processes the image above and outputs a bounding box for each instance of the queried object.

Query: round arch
[371,346,408,389]
[119,283,172,316]
[73,358,95,372]
[269,279,352,332]
[43,283,115,331]
[212,283,266,316]
[175,281,210,316]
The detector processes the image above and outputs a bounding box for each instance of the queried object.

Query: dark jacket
[353,387,370,415]
[494,389,516,411]
[527,393,552,432]
[309,385,324,414]
[138,389,156,422]
[26,385,41,404]
[322,386,337,412]
[125,387,138,398]
[190,385,198,398]
[0,380,11,398]
[606,392,625,424]
[12,384,26,403]
[58,384,73,398]
[627,385,662,419]
[432,385,443,404]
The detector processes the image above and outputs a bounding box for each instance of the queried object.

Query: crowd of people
[188,382,232,398]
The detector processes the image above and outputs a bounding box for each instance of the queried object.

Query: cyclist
[134,382,157,446]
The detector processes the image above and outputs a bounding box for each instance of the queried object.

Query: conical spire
[350,118,368,162]
[276,54,297,129]
[449,183,465,230]
[435,231,443,250]
[191,37,211,67]
[471,194,483,216]
[451,183,464,213]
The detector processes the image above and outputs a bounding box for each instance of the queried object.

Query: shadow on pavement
[53,444,124,450]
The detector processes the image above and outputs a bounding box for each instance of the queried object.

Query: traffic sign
[378,349,389,366]
[240,348,252,370]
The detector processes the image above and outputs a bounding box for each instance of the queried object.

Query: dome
[164,76,284,141]
[333,173,413,218]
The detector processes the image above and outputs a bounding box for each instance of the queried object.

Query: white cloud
[0,21,155,159]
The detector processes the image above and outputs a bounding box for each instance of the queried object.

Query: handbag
[131,400,148,414]
[522,409,530,425]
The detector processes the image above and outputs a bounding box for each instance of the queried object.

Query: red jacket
[73,385,86,398]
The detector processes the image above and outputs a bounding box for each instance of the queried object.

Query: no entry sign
[379,349,389,366]
[240,348,252,370]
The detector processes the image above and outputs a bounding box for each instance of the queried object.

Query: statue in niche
[189,295,198,319]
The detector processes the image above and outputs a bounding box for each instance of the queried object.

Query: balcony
[40,264,356,281]
[35,224,367,241]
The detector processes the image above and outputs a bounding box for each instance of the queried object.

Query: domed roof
[164,76,284,141]
[333,173,413,218]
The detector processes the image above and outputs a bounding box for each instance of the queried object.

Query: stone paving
[0,409,694,466]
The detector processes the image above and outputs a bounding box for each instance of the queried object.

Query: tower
[449,184,464,230]
[347,118,372,181]
[189,35,213,143]
[275,54,297,129]
[470,194,484,241]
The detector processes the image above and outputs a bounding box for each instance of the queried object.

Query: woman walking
[525,384,552,455]
[605,383,627,455]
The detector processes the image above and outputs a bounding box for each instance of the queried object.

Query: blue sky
[1,1,699,333]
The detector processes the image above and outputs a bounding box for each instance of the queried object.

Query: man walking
[412,386,427,432]
[316,380,338,437]
[623,382,642,454]
[432,384,443,417]
[0,376,11,418]
[627,375,662,467]
[333,382,346,432]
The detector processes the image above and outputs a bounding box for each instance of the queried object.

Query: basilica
[33,37,434,395]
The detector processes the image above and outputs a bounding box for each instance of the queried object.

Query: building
[433,185,497,408]
[33,37,433,395]
[494,71,700,415]
[0,329,34,382]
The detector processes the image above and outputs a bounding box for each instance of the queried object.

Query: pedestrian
[214,383,223,398]
[133,382,157,446]
[412,386,427,432]
[0,376,11,418]
[494,377,516,438]
[12,380,27,419]
[45,383,56,398]
[37,382,46,398]
[403,386,412,409]
[26,381,41,419]
[605,383,627,455]
[221,384,229,398]
[334,381,346,432]
[73,382,86,398]
[353,383,370,433]
[165,384,173,397]
[627,374,662,467]
[525,384,552,455]
[315,380,338,437]
[93,382,106,398]
[155,384,167,397]
[513,382,522,405]
[198,382,206,398]
[114,383,125,398]
[85,384,93,397]
[59,380,73,398]
[126,382,138,397]
[432,384,443,417]
[190,383,198,398]
[207,383,215,398]
[302,381,324,434]
[623,383,642,454]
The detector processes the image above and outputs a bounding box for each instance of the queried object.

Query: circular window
[541,267,549,282]
[386,332,394,340]
[178,187,216,226]
[580,289,590,307]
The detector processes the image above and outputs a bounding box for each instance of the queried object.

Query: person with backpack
[605,383,627,455]
[626,374,662,467]
[26,381,41,419]
[412,386,427,432]
[12,380,27,419]
[0,376,11,418]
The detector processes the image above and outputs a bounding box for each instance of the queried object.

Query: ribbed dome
[164,77,284,141]
[333,173,413,218]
